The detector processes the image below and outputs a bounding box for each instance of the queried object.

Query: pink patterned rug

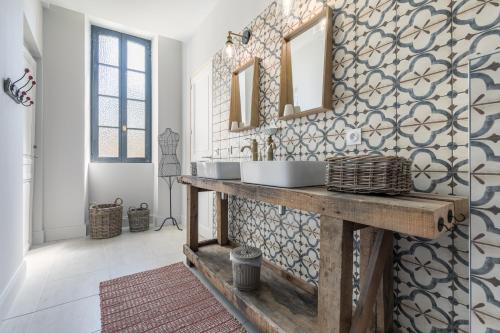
[99,262,247,333]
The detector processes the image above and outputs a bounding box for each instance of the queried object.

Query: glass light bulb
[282,0,294,16]
[225,42,235,59]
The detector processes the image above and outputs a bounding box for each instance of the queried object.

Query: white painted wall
[156,36,183,225]
[88,163,154,227]
[42,6,87,241]
[0,0,26,316]
[40,7,183,232]
[181,0,273,224]
[23,0,43,55]
[87,33,182,228]
[0,0,43,318]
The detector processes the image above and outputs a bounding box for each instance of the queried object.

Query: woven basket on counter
[89,198,123,239]
[128,203,150,232]
[326,155,412,195]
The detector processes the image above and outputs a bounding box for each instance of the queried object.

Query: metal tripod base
[156,216,182,231]
[156,175,182,231]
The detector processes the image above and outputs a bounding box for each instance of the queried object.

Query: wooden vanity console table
[179,176,468,333]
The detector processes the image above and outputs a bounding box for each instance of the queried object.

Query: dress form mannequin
[157,128,181,231]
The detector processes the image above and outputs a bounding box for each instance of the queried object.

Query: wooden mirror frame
[278,6,332,120]
[229,57,261,132]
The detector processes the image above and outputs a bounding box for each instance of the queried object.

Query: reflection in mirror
[279,6,332,120]
[229,57,261,132]
[238,64,254,126]
[290,19,326,112]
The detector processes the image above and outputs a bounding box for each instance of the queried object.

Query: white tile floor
[0,226,258,333]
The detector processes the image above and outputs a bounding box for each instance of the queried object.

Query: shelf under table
[183,243,318,333]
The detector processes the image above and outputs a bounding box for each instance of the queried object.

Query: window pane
[127,71,145,100]
[98,65,119,96]
[127,41,145,71]
[98,97,119,127]
[127,100,145,129]
[98,35,119,66]
[127,129,145,158]
[98,127,119,158]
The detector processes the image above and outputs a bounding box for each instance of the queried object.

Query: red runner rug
[99,262,247,333]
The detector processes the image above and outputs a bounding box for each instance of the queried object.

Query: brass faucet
[266,135,276,161]
[241,139,259,161]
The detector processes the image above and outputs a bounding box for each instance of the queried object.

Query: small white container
[283,104,294,116]
[231,121,239,131]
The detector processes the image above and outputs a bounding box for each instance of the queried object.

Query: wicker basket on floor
[89,198,123,239]
[326,155,412,195]
[128,203,150,232]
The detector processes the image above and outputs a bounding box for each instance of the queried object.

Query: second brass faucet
[241,139,259,161]
[241,136,276,161]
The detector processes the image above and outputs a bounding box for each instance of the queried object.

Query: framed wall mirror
[279,6,332,120]
[229,57,261,132]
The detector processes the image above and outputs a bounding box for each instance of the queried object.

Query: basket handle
[114,198,123,206]
[128,206,135,212]
[140,202,148,209]
[89,202,96,209]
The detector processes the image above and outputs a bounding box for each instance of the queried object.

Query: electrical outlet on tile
[346,128,362,146]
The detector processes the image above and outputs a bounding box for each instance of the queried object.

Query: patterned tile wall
[469,50,500,332]
[209,0,500,331]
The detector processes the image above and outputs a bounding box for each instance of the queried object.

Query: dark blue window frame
[91,26,152,163]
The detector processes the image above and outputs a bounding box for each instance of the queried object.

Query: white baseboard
[0,260,26,321]
[32,229,45,245]
[44,224,87,242]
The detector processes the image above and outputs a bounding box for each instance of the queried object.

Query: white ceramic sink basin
[196,161,241,179]
[240,161,327,188]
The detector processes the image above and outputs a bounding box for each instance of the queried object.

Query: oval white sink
[196,161,241,179]
[240,161,327,188]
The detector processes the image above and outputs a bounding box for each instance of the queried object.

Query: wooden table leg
[350,230,393,333]
[215,192,229,245]
[187,185,199,257]
[360,228,377,332]
[376,233,394,333]
[319,216,353,333]
[360,228,394,333]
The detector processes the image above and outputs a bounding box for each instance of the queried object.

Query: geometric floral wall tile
[355,107,397,130]
[395,299,455,332]
[470,174,500,246]
[452,29,500,88]
[470,243,500,325]
[452,0,500,42]
[397,97,453,127]
[356,28,397,70]
[398,146,453,173]
[412,171,454,194]
[397,120,453,148]
[398,1,452,58]
[205,0,500,331]
[471,311,500,333]
[470,50,500,332]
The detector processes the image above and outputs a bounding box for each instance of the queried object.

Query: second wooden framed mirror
[279,6,332,120]
[228,57,261,132]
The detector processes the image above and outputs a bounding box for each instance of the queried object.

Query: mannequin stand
[156,176,182,231]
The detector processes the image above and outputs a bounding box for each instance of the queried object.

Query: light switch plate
[346,128,362,146]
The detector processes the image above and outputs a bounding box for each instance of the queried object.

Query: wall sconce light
[3,68,36,107]
[224,29,251,59]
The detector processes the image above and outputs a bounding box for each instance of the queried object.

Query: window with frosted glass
[91,26,151,162]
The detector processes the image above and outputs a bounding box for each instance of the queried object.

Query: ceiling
[42,0,221,41]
